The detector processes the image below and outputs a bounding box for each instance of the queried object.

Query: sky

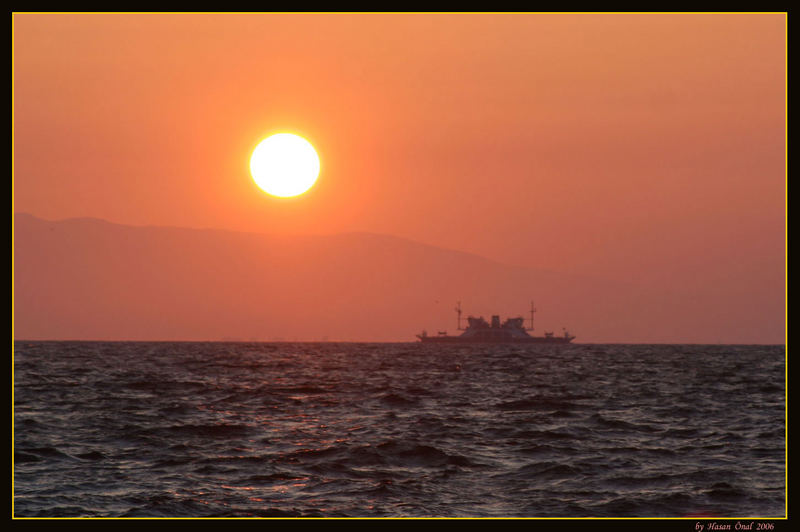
[13,13,786,342]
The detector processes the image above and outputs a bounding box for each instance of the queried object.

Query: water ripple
[14,341,785,517]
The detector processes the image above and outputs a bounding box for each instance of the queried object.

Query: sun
[250,133,320,198]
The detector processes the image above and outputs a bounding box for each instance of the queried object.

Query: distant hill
[12,213,784,343]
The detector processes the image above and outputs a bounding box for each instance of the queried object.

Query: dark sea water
[13,341,785,518]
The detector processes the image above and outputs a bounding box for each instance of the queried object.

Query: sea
[13,341,786,520]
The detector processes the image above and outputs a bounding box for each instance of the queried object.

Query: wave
[13,341,786,518]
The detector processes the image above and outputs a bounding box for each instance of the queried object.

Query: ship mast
[527,301,537,331]
[455,301,464,330]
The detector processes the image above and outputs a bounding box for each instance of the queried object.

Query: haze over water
[14,341,785,518]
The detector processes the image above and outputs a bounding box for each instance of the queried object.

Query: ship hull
[417,335,574,344]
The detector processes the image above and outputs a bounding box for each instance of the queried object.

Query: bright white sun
[250,133,320,198]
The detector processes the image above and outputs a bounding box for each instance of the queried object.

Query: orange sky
[13,13,786,342]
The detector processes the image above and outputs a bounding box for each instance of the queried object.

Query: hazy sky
[13,13,786,341]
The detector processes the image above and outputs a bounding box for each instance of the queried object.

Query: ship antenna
[455,301,464,330]
[528,301,537,331]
